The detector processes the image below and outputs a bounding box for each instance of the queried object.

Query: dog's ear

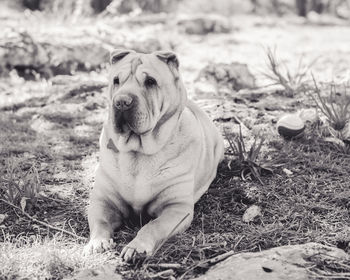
[110,49,134,65]
[155,51,179,69]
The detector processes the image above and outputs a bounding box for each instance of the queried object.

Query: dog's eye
[144,76,157,88]
[113,77,120,86]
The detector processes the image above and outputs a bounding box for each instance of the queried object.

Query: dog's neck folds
[104,109,182,155]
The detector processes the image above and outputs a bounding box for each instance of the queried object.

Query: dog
[84,49,224,261]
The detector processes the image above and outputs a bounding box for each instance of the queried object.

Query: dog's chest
[114,152,166,212]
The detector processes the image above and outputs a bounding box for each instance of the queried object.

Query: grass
[0,158,41,210]
[310,76,350,132]
[224,125,276,185]
[0,235,120,280]
[0,42,349,280]
[1,87,350,279]
[263,47,317,97]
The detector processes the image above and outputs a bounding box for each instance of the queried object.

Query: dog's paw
[83,238,115,255]
[120,237,154,262]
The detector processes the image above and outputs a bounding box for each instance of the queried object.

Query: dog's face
[108,50,187,136]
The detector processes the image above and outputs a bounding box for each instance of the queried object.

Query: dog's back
[185,100,224,201]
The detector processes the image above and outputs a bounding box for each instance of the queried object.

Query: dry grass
[0,158,41,210]
[108,128,350,279]
[263,48,316,97]
[310,76,350,132]
[1,56,350,280]
[1,94,350,279]
[0,235,121,280]
[224,126,276,185]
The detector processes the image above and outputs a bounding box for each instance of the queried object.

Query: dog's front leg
[120,201,194,261]
[84,197,123,255]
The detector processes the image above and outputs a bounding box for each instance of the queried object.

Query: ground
[0,4,350,280]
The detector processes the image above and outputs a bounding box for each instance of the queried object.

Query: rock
[194,243,349,280]
[67,264,122,280]
[0,214,8,225]
[177,15,231,35]
[282,168,293,176]
[196,63,255,93]
[0,30,109,77]
[242,205,262,223]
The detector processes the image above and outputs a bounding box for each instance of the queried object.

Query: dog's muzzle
[112,94,140,133]
[113,94,134,111]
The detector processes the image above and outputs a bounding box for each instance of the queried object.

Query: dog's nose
[113,95,133,111]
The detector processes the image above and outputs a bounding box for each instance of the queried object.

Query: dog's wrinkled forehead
[109,49,179,81]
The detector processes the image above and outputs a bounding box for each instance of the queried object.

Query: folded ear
[154,51,179,69]
[110,49,135,65]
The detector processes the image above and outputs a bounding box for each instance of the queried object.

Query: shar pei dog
[84,49,224,261]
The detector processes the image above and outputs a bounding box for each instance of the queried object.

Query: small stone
[0,214,8,225]
[242,205,262,223]
[282,168,293,176]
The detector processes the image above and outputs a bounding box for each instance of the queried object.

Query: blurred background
[1,0,350,85]
[4,0,350,18]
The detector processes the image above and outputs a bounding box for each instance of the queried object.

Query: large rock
[66,264,122,280]
[196,62,255,94]
[0,30,109,77]
[194,243,349,280]
[177,15,231,35]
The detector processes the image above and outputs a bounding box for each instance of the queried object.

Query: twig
[307,267,350,279]
[205,250,235,265]
[233,235,245,251]
[146,263,182,269]
[149,269,174,278]
[0,198,86,240]
[179,250,235,279]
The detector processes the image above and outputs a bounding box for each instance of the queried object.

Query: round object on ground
[277,114,305,138]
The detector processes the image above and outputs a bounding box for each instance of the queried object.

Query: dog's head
[107,49,187,138]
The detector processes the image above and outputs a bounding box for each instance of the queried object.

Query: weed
[224,125,275,185]
[0,158,41,210]
[263,47,316,97]
[310,76,350,132]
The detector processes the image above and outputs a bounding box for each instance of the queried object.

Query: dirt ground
[0,3,350,280]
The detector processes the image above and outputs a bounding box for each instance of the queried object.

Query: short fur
[84,50,224,261]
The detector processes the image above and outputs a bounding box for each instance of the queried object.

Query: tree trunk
[296,0,307,16]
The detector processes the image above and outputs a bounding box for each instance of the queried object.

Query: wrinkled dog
[84,50,224,261]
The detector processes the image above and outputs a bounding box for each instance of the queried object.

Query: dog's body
[84,50,224,261]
